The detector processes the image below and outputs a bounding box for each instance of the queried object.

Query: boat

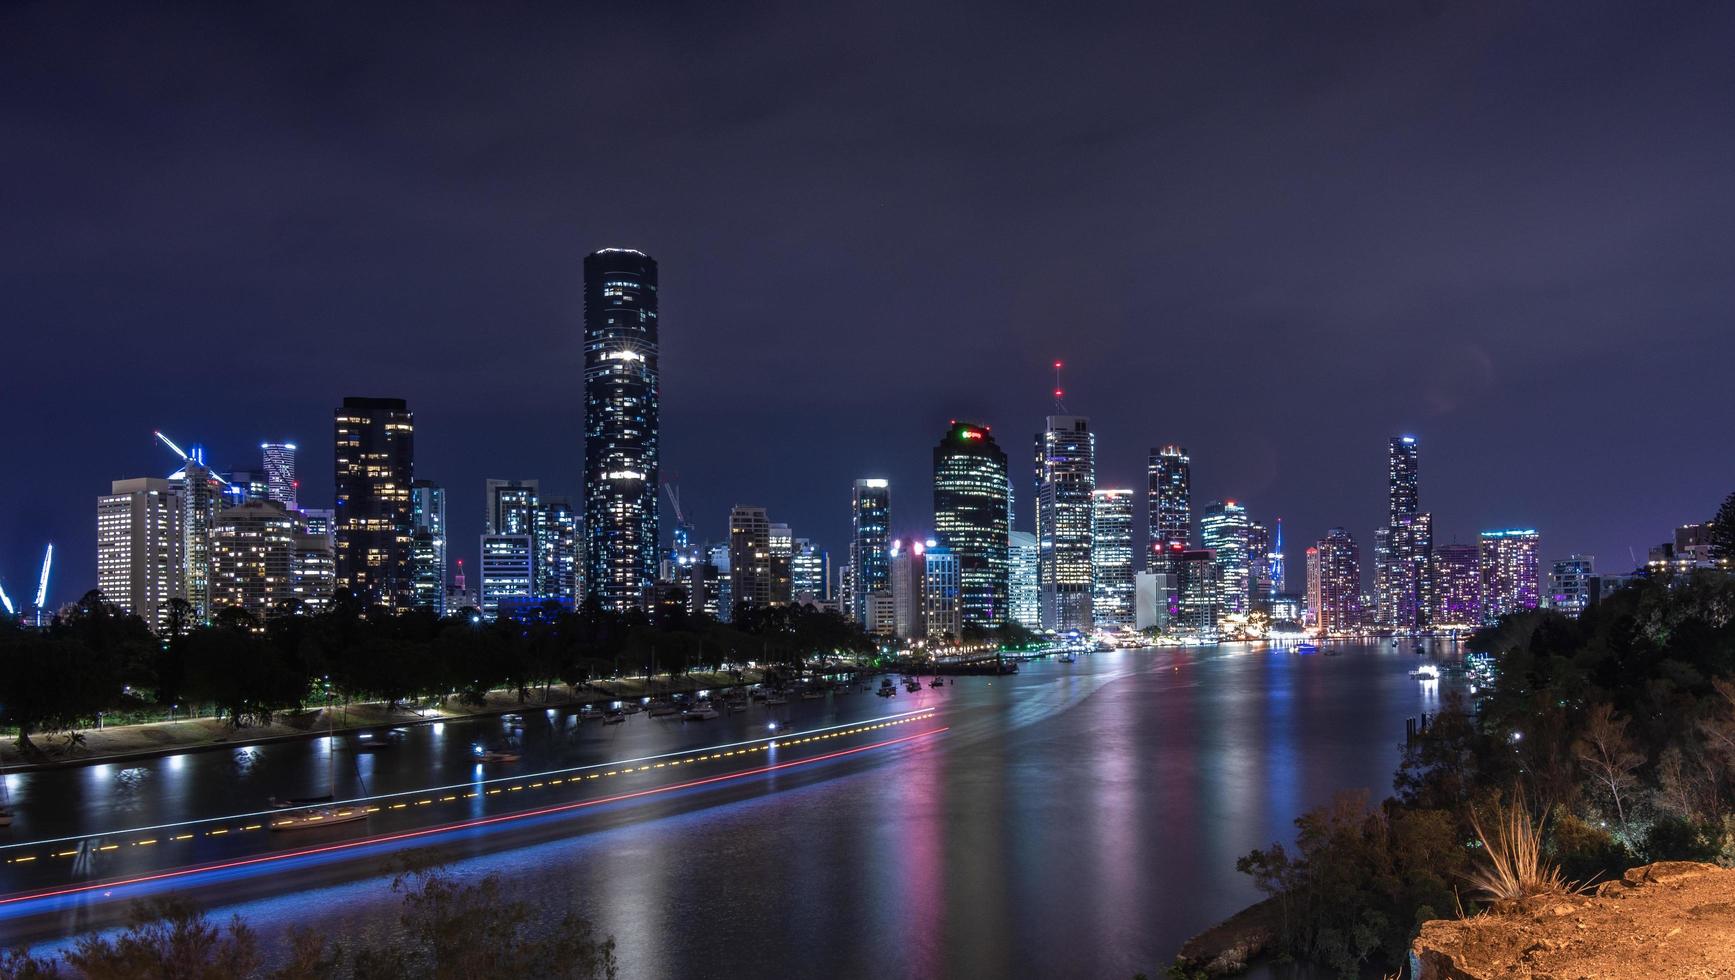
[647,700,679,718]
[1410,664,1440,681]
[269,793,335,809]
[476,748,522,763]
[602,710,626,725]
[620,701,644,714]
[801,688,825,700]
[726,700,749,713]
[903,677,920,693]
[1058,654,1077,664]
[682,704,720,720]
[764,693,788,706]
[353,729,405,751]
[929,677,943,688]
[878,678,897,698]
[269,805,369,832]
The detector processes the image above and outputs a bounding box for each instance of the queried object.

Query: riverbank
[0,671,761,772]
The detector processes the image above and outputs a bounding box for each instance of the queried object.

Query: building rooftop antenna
[1052,360,1067,413]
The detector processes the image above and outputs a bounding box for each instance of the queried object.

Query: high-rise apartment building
[291,528,335,615]
[1147,445,1191,571]
[484,479,540,535]
[261,442,298,512]
[96,478,184,634]
[1428,543,1481,629]
[791,539,829,602]
[210,500,299,621]
[1375,435,1431,632]
[1199,500,1252,615]
[410,479,447,615]
[1549,554,1595,616]
[889,539,926,640]
[1171,548,1220,638]
[1313,527,1362,634]
[768,522,794,606]
[1389,435,1419,523]
[1091,489,1135,629]
[933,422,1010,626]
[1479,529,1540,623]
[334,396,415,609]
[1007,530,1040,630]
[1035,416,1094,632]
[533,498,580,602]
[728,506,775,612]
[583,248,659,613]
[168,454,224,624]
[849,479,891,624]
[923,545,962,642]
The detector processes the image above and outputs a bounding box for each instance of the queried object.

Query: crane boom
[154,430,190,460]
[0,582,13,616]
[35,544,52,609]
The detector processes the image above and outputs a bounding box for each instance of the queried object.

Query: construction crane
[32,544,52,626]
[660,480,697,564]
[0,579,14,618]
[154,430,228,484]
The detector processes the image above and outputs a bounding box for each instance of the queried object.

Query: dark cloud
[2,0,1732,601]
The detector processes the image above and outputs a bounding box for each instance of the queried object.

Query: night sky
[4,2,1733,607]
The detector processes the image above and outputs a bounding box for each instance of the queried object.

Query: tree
[1711,491,1735,562]
[1573,702,1645,841]
[62,900,261,980]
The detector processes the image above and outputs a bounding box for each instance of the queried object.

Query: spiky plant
[1465,788,1580,901]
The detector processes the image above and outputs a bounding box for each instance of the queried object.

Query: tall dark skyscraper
[1388,435,1419,524]
[933,421,1010,626]
[1035,415,1094,632]
[333,396,415,609]
[849,479,891,624]
[1147,445,1191,571]
[583,248,659,613]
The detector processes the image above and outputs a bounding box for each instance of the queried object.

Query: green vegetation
[0,866,616,979]
[1234,569,1735,976]
[0,589,899,748]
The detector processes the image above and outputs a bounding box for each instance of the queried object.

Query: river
[0,639,1460,977]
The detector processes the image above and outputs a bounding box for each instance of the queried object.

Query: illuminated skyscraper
[534,498,580,601]
[933,421,1010,626]
[333,396,415,610]
[1091,489,1135,629]
[1428,543,1480,628]
[410,479,447,615]
[1479,529,1540,622]
[1199,500,1252,614]
[1146,445,1191,571]
[1171,548,1219,638]
[849,479,891,624]
[889,539,926,639]
[583,248,659,613]
[169,451,224,623]
[791,539,829,601]
[210,499,298,620]
[1389,435,1419,523]
[96,477,183,634]
[1007,530,1040,630]
[923,545,962,642]
[485,479,540,535]
[1313,527,1362,633]
[768,522,794,606]
[1035,416,1094,632]
[1549,555,1595,616]
[479,533,533,618]
[729,506,775,612]
[261,442,298,512]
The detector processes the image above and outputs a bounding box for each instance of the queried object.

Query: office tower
[1171,548,1220,637]
[333,396,415,610]
[933,421,1010,626]
[923,545,962,641]
[96,478,184,634]
[166,453,224,625]
[849,479,891,623]
[1035,415,1095,632]
[1007,530,1041,630]
[221,470,270,507]
[728,506,775,612]
[261,442,298,512]
[1091,488,1135,629]
[768,522,794,606]
[1314,527,1362,634]
[865,591,897,637]
[791,539,829,602]
[1479,529,1540,622]
[1267,518,1287,599]
[1428,544,1481,629]
[1199,500,1252,615]
[210,499,298,621]
[583,248,659,613]
[533,498,580,601]
[484,479,540,535]
[291,526,335,615]
[479,534,534,618]
[1247,520,1271,605]
[301,509,335,545]
[688,559,722,619]
[1549,555,1595,616]
[890,540,926,639]
[1389,435,1419,523]
[708,543,733,622]
[409,479,447,615]
[1147,445,1191,570]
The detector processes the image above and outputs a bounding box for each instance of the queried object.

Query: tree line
[0,589,900,749]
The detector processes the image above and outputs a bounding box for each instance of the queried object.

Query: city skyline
[6,5,1735,609]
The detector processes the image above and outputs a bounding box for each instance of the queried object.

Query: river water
[1,640,1458,978]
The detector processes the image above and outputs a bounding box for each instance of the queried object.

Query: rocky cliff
[1411,861,1735,978]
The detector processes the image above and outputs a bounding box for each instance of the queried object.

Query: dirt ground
[1413,861,1735,978]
